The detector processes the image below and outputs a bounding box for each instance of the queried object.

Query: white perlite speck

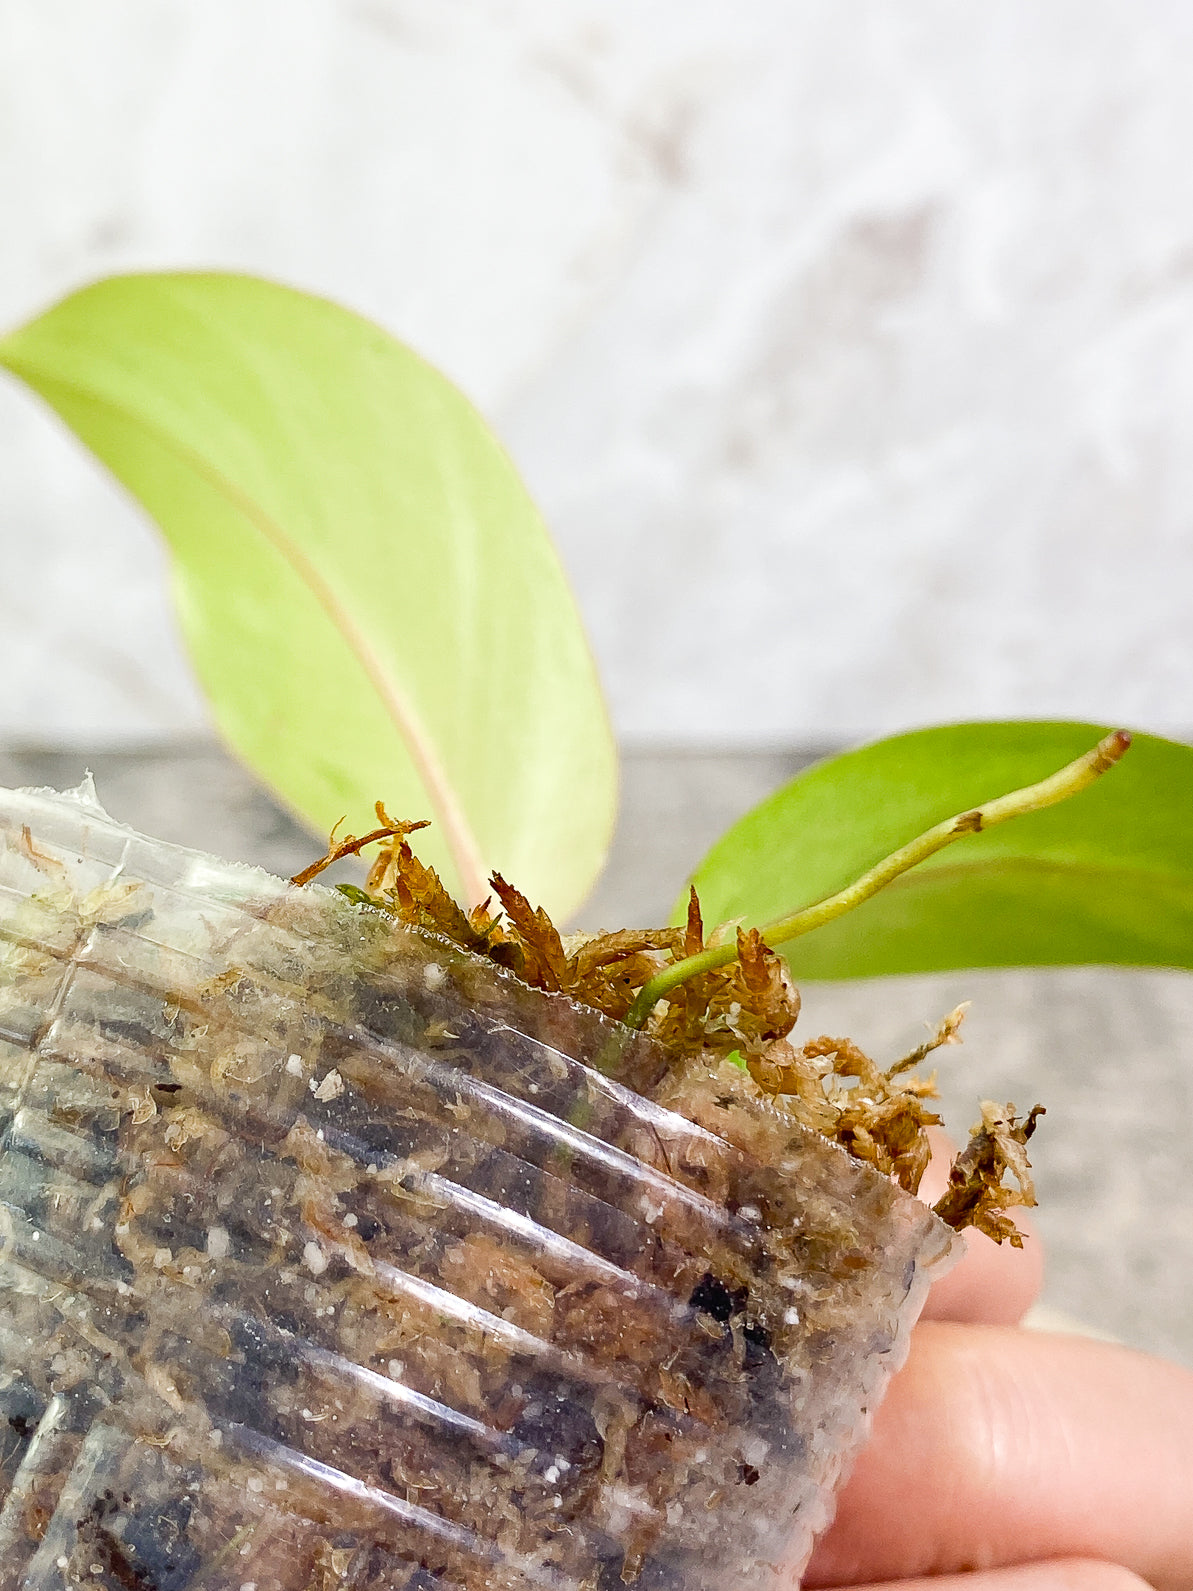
[313,1069,345,1102]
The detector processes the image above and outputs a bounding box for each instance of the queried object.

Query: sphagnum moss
[303,726,1132,1245]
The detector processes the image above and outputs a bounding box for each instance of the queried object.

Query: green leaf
[683,722,1193,980]
[0,272,615,917]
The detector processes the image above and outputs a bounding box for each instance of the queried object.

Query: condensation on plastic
[0,782,958,1591]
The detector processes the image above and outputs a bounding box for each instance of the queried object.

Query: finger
[802,1324,1193,1591]
[916,1131,1044,1326]
[918,1218,1045,1325]
[839,1561,1150,1591]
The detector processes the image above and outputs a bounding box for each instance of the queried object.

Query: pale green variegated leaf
[0,273,615,916]
[684,722,1193,980]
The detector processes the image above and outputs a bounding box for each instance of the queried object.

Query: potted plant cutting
[0,274,1189,1591]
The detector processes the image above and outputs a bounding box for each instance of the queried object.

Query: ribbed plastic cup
[0,783,957,1591]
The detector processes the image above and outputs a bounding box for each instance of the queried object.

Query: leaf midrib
[1,359,490,903]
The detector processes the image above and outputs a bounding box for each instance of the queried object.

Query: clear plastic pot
[0,782,956,1591]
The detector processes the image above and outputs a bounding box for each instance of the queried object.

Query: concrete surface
[1,739,1189,1368]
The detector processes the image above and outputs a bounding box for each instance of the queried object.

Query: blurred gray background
[3,2,1193,744]
[1,4,1191,1364]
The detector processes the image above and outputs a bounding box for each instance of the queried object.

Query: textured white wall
[1,1,1191,744]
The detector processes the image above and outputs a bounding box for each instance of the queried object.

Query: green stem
[623,729,1132,1030]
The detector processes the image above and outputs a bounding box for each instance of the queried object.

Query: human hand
[795,1158,1193,1590]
